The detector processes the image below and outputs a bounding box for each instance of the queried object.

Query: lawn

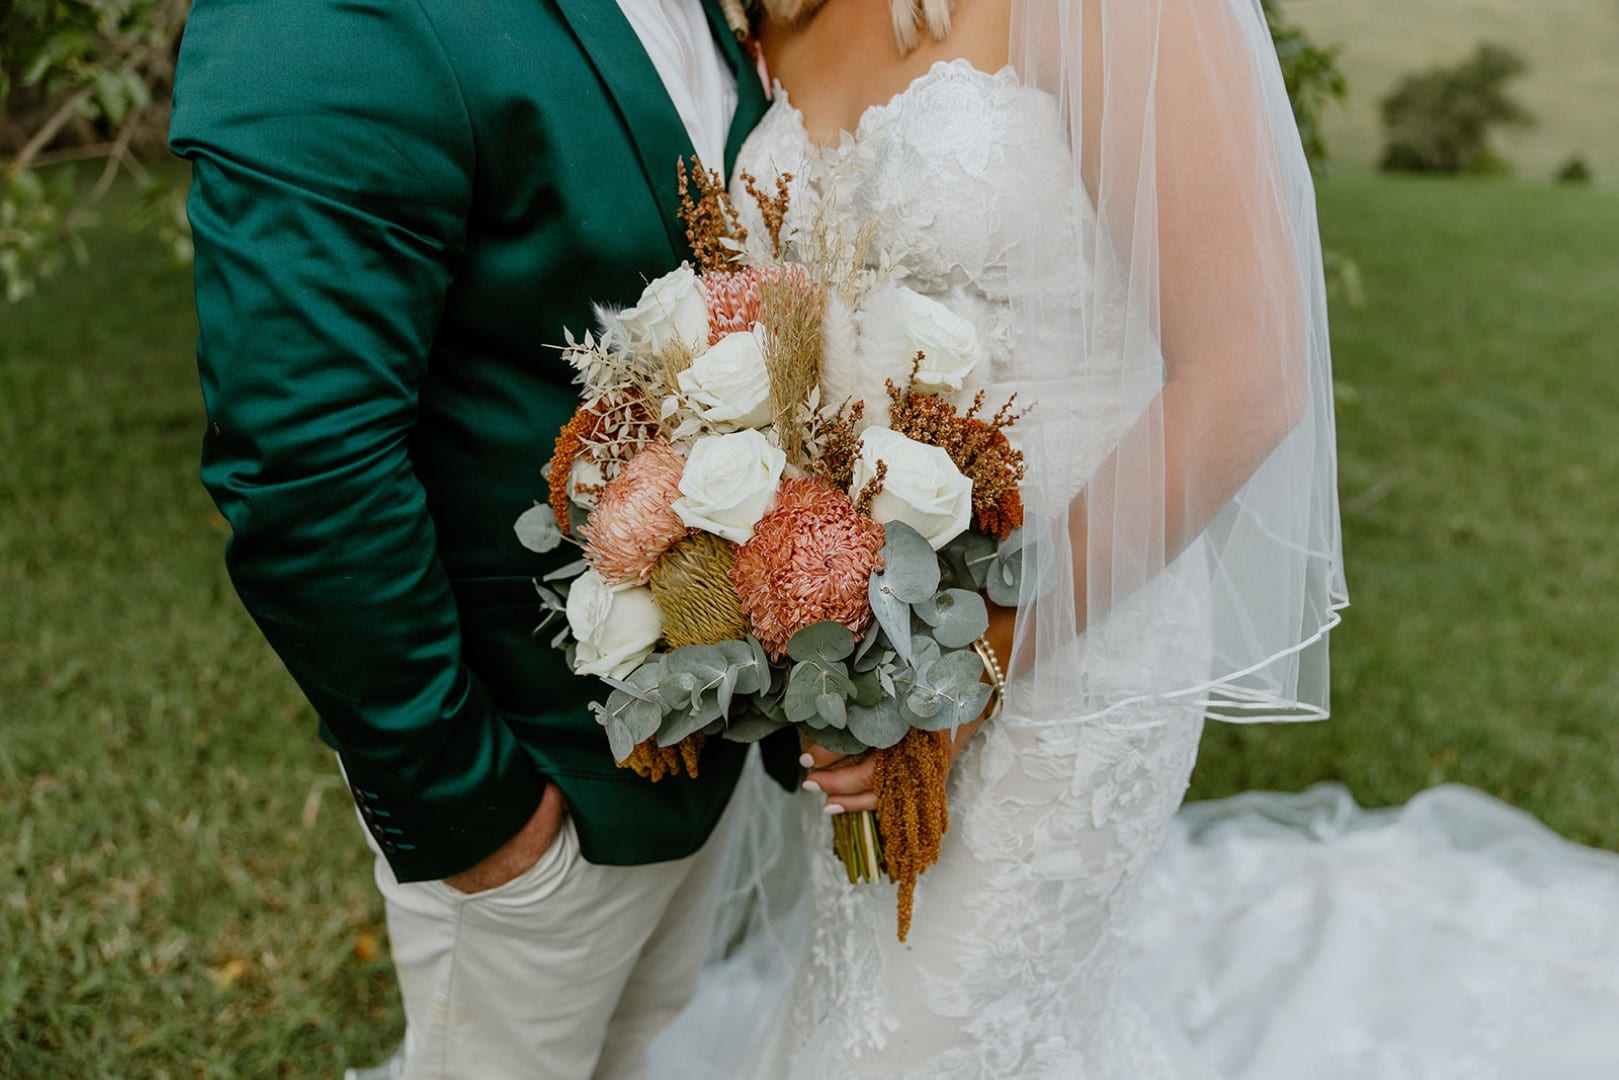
[1291,0,1619,184]
[2,170,1617,1074]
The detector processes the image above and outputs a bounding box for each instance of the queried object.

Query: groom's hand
[443,783,568,895]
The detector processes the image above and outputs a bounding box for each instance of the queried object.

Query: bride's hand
[801,722,982,815]
[802,603,1014,814]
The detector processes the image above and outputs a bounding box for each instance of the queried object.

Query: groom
[170,0,792,1075]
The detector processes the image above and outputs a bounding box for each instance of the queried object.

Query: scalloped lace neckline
[773,57,1019,151]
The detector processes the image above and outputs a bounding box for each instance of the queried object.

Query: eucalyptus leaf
[916,588,990,648]
[853,642,892,674]
[846,696,909,749]
[672,640,758,721]
[604,715,638,763]
[805,725,867,756]
[656,669,701,712]
[542,557,590,583]
[722,713,790,743]
[514,504,565,554]
[597,686,663,760]
[868,573,913,666]
[600,659,666,699]
[815,693,848,729]
[941,530,995,590]
[786,620,857,665]
[850,669,884,708]
[532,582,566,611]
[904,687,942,720]
[786,658,857,726]
[657,696,722,746]
[987,529,1025,608]
[873,521,941,603]
[919,649,996,732]
[735,637,773,697]
[851,623,884,667]
[785,663,830,726]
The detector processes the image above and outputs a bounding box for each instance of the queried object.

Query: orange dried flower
[887,379,1027,540]
[873,728,952,942]
[545,391,660,534]
[580,438,689,586]
[678,158,748,274]
[620,733,704,782]
[730,477,885,659]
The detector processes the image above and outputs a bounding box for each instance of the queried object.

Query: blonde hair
[747,0,958,53]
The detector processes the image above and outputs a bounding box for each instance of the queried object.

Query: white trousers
[361,800,734,1080]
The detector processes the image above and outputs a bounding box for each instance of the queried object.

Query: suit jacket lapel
[701,0,770,176]
[555,0,694,259]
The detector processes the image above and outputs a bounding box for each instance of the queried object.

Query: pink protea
[702,264,815,344]
[581,438,689,585]
[730,477,886,659]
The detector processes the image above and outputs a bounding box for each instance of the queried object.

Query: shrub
[1379,43,1534,176]
[1555,156,1593,186]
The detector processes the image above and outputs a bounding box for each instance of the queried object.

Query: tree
[1,0,190,302]
[1379,43,1534,175]
[1262,0,1349,175]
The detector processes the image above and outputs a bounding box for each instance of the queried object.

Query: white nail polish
[823,804,845,816]
[799,753,815,768]
[802,780,821,793]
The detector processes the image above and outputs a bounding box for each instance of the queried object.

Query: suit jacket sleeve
[170,0,543,882]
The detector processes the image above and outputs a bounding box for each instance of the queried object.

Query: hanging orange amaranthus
[620,733,705,782]
[872,727,953,941]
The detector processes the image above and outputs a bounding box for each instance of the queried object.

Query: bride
[710,0,1346,1075]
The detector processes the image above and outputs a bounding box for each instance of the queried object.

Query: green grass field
[3,170,1617,1074]
[1291,0,1619,183]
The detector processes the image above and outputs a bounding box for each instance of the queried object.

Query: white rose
[861,284,984,393]
[672,429,787,544]
[851,427,974,550]
[566,570,664,679]
[617,265,709,357]
[675,327,773,430]
[567,456,606,510]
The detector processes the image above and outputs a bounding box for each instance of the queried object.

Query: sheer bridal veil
[1006,0,1345,727]
[652,1,1346,1072]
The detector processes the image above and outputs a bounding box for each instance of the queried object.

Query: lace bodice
[734,60,1082,429]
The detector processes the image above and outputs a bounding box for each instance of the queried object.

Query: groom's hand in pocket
[443,783,568,895]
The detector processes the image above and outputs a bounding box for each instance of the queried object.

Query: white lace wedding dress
[722,59,1214,1079]
[644,58,1619,1080]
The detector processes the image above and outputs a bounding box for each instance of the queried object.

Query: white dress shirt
[615,0,738,170]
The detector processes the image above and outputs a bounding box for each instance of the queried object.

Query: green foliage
[1,0,189,301]
[1379,43,1535,175]
[1262,0,1350,174]
[1555,156,1592,186]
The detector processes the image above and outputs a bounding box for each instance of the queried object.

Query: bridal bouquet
[515,160,1025,938]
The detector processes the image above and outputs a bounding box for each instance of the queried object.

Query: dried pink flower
[581,438,689,585]
[730,477,886,659]
[702,264,814,344]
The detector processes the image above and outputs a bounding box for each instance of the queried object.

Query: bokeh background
[2,1,1616,1075]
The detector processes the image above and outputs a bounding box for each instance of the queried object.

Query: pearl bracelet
[972,636,1007,722]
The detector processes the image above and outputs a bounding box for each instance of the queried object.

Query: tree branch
[9,89,93,175]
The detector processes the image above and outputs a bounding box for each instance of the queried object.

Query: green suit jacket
[171,0,794,882]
